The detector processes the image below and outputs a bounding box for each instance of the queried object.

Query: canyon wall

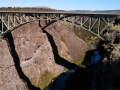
[0,21,88,90]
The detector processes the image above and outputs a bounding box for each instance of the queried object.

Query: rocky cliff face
[45,21,88,61]
[0,21,88,90]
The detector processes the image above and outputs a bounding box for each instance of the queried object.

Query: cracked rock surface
[0,21,88,90]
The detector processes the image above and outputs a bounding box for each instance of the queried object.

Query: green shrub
[73,25,95,41]
[74,57,86,69]
[38,70,55,89]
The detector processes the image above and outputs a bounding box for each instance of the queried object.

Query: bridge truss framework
[0,11,119,39]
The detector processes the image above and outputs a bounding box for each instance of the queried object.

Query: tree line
[0,7,56,11]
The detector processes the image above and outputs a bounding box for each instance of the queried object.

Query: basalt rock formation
[0,21,89,90]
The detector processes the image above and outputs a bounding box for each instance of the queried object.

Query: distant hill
[94,10,120,14]
[0,7,120,14]
[70,10,120,14]
[69,10,92,12]
[0,7,56,11]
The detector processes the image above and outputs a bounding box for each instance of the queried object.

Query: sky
[0,0,120,11]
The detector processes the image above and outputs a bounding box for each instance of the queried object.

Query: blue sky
[0,0,120,10]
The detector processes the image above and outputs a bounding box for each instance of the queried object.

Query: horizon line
[0,6,119,11]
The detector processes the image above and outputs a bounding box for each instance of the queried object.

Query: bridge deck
[0,11,119,16]
[0,10,119,40]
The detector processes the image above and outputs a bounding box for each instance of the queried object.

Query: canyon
[0,21,89,90]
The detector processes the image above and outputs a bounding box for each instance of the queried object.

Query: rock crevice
[0,21,89,90]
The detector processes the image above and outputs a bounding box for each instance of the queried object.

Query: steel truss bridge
[0,11,119,39]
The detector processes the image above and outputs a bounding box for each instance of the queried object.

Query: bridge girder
[0,12,119,39]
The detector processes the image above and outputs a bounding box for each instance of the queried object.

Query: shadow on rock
[41,28,79,90]
[41,28,78,70]
[5,32,41,90]
[44,37,120,90]
[40,24,120,90]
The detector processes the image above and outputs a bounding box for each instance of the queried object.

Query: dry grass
[111,25,120,31]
